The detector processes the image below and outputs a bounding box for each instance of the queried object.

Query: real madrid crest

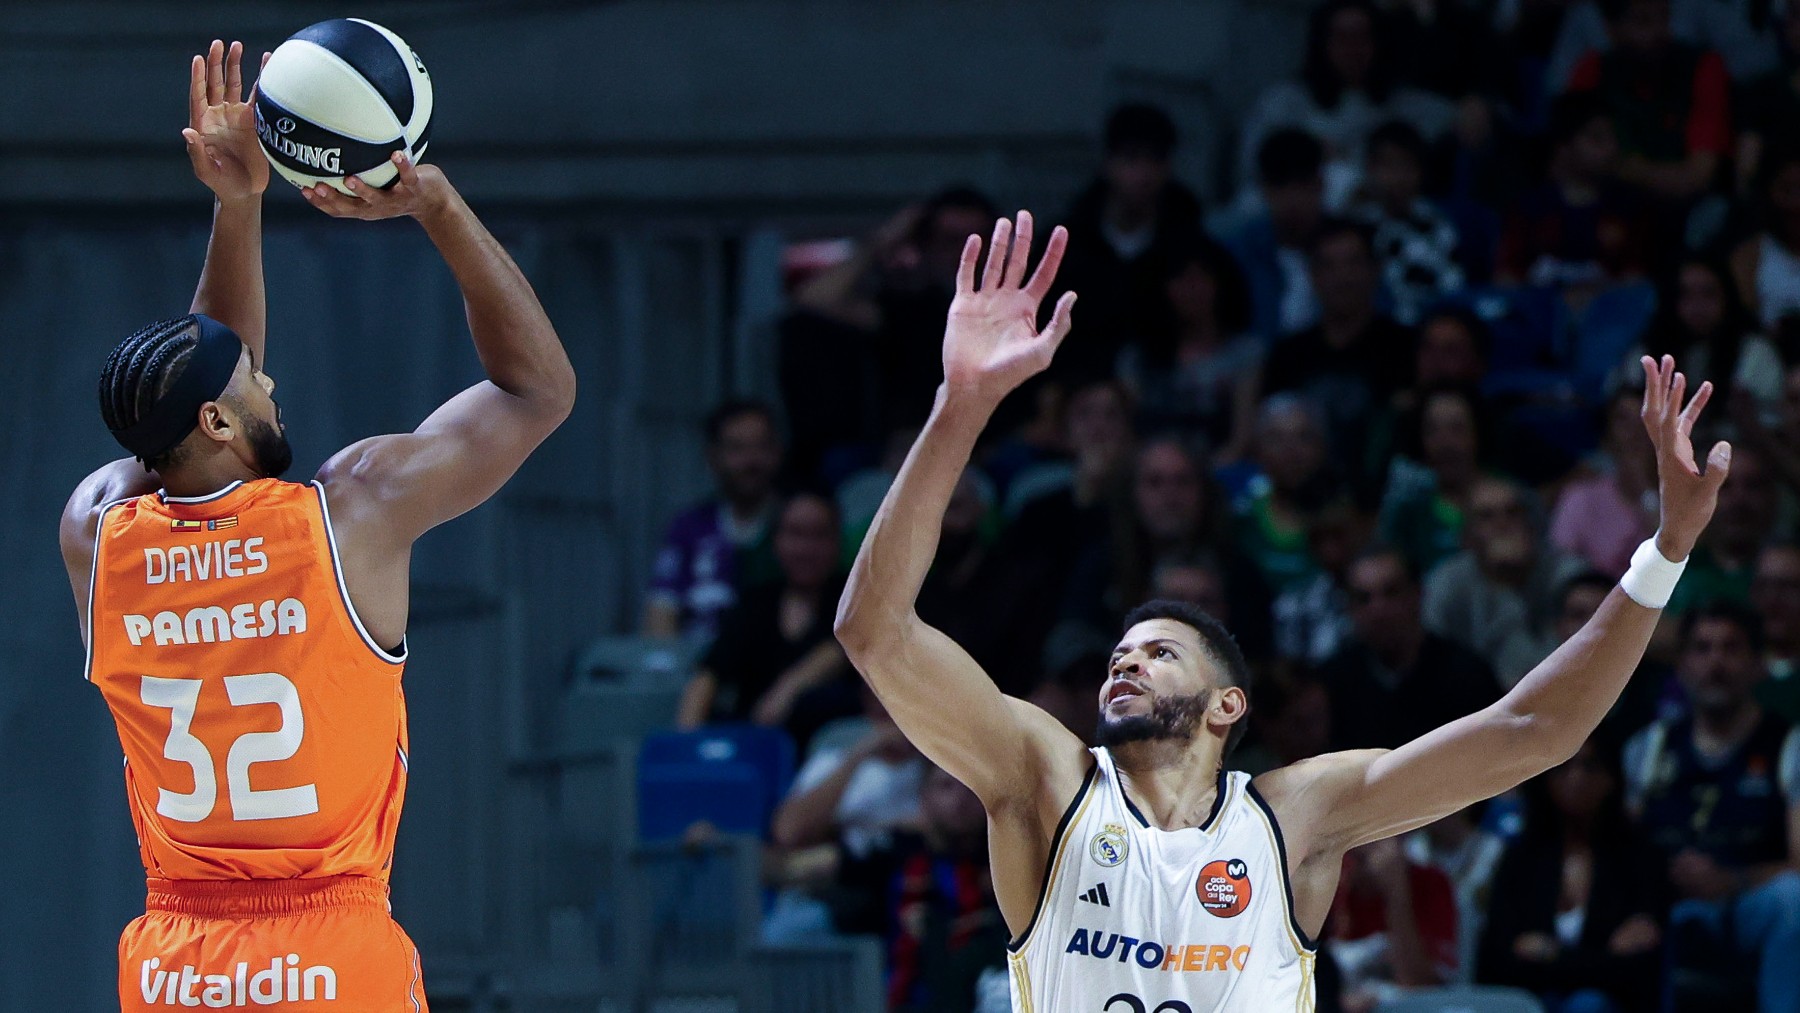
[1090,823,1129,867]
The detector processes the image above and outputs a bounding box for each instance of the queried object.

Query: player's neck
[1110,741,1225,831]
[159,457,262,500]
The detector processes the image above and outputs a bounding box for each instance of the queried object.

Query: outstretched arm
[61,39,272,641]
[1267,356,1731,854]
[306,156,577,549]
[183,40,268,362]
[834,213,1088,809]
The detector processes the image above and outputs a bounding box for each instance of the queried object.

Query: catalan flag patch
[209,516,239,531]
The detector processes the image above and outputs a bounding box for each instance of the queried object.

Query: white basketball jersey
[1007,748,1317,1013]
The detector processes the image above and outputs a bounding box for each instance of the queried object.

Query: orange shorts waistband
[145,875,389,918]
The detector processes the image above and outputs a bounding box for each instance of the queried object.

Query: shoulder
[1253,749,1389,856]
[60,461,154,567]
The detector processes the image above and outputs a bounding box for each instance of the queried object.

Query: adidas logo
[1078,883,1111,907]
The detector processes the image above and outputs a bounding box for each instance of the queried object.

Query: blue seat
[1435,284,1566,374]
[636,725,796,842]
[1570,280,1658,403]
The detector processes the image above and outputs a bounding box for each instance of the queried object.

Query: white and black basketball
[253,18,433,194]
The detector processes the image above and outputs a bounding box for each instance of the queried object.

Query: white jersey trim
[1006,761,1100,957]
[83,497,136,682]
[311,480,407,665]
[160,480,245,505]
[1245,780,1320,954]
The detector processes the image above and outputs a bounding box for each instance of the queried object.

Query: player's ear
[196,400,235,446]
[1211,686,1249,731]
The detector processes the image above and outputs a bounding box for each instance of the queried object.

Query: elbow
[833,591,901,662]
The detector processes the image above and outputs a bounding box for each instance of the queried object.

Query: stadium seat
[1376,984,1546,1012]
[637,725,796,842]
[1570,280,1657,402]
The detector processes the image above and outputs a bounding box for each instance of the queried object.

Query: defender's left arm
[1271,356,1730,854]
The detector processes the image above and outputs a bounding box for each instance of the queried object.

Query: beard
[242,411,293,479]
[1095,691,1210,748]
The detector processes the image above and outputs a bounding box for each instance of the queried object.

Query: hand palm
[940,213,1077,405]
[1639,355,1731,558]
[185,41,269,201]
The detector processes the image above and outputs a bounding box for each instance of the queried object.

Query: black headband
[109,315,245,462]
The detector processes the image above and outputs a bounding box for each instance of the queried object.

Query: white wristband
[1618,537,1688,610]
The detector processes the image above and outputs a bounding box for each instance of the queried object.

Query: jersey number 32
[139,673,320,823]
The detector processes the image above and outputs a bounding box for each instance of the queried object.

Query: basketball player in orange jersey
[59,41,574,1011]
[836,213,1730,1010]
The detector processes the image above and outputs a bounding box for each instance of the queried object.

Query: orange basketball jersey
[86,478,410,882]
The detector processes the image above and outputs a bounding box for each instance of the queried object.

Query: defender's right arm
[834,215,1089,871]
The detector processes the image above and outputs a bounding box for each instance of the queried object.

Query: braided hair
[97,316,202,471]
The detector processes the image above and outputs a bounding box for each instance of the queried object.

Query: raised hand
[942,212,1077,407]
[183,40,269,202]
[1641,354,1731,559]
[302,152,451,222]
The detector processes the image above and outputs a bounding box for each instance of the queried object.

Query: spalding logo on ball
[253,18,433,194]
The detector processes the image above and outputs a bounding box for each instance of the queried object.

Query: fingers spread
[226,40,243,101]
[207,39,226,106]
[1042,291,1078,351]
[1024,225,1069,301]
[189,55,208,129]
[981,218,1011,291]
[1678,380,1713,434]
[955,234,979,294]
[1005,211,1033,289]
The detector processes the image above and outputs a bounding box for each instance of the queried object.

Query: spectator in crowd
[1549,0,1782,92]
[1052,103,1206,380]
[1274,498,1371,666]
[1379,0,1501,103]
[1406,802,1506,984]
[1730,139,1800,328]
[1751,542,1800,720]
[1023,648,1105,747]
[1551,387,1660,578]
[643,400,783,645]
[915,470,1043,693]
[1239,0,1454,209]
[1265,219,1416,498]
[1059,438,1274,659]
[1734,1,1800,192]
[773,688,924,857]
[785,187,997,462]
[1496,92,1653,289]
[1623,603,1800,1013]
[1732,336,1800,496]
[676,492,854,746]
[993,378,1135,680]
[1425,476,1589,687]
[1234,394,1340,595]
[1492,0,1589,134]
[1640,255,1785,411]
[1116,239,1264,462]
[1351,119,1466,324]
[1328,835,1461,1012]
[1380,387,1487,575]
[1408,307,1491,401]
[1229,128,1329,340]
[1565,0,1733,208]
[1321,547,1503,751]
[1476,735,1667,1013]
[1668,442,1780,611]
[1551,568,1682,736]
[1237,672,1333,777]
[836,765,1006,1013]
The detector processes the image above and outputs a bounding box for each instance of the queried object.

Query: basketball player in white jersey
[834,213,1730,1011]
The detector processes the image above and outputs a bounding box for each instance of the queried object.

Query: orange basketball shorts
[118,876,428,1011]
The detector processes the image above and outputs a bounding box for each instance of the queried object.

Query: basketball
[252,18,433,194]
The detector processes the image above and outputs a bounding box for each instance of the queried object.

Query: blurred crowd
[637,1,1800,1010]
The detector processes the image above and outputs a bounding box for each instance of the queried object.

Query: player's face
[1097,619,1215,745]
[222,349,293,479]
